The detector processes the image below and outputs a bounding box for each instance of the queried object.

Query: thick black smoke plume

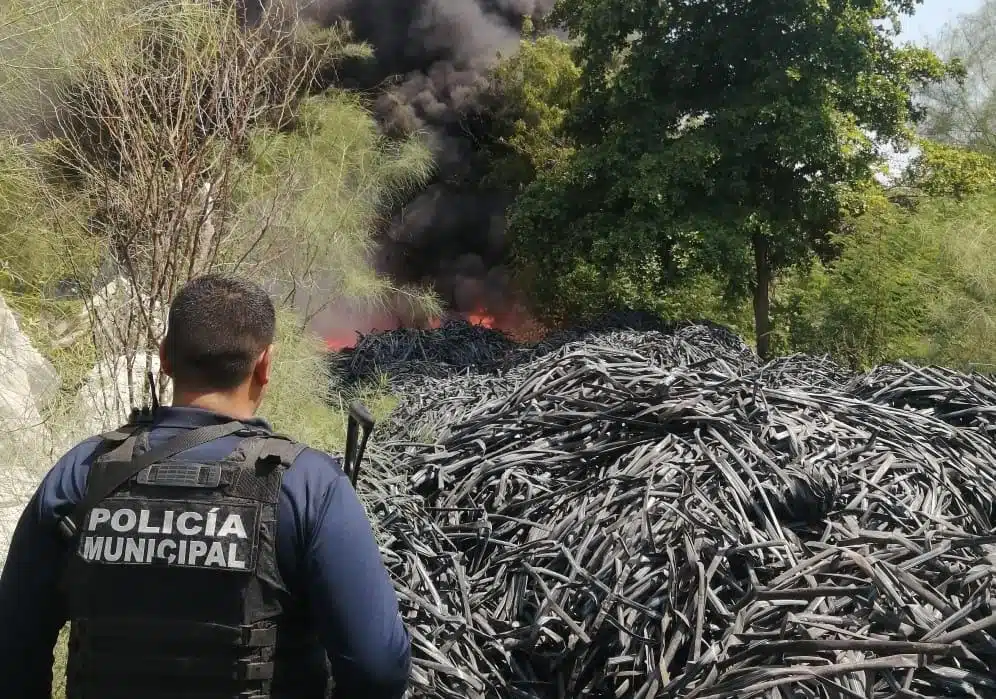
[298,0,557,322]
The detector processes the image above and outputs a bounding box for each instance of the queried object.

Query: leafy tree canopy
[485,22,581,192]
[902,138,996,199]
[508,0,958,357]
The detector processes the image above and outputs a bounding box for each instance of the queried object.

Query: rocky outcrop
[76,351,172,436]
[50,275,168,351]
[0,288,180,568]
[0,295,60,566]
[0,295,59,411]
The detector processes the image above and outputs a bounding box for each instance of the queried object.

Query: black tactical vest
[59,418,333,699]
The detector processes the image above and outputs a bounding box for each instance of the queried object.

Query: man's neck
[171,390,258,422]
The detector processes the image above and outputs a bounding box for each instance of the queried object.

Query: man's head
[160,274,276,414]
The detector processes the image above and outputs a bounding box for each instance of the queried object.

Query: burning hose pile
[332,320,517,384]
[338,321,996,698]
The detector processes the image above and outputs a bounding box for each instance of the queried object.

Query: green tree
[485,22,580,192]
[777,189,934,368]
[912,192,996,369]
[901,138,996,199]
[0,0,437,418]
[509,0,954,357]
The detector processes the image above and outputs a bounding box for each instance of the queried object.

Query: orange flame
[323,304,543,350]
[326,334,357,351]
[465,311,495,328]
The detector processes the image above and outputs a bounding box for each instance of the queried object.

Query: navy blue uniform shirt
[0,406,411,699]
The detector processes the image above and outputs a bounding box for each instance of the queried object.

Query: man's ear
[158,340,173,378]
[253,344,274,387]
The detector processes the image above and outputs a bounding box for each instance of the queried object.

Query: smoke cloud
[298,0,556,323]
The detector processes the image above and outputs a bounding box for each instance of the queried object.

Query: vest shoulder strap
[258,435,307,468]
[219,434,307,504]
[95,417,149,446]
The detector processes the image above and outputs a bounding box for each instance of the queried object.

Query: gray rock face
[76,350,172,436]
[0,271,182,562]
[50,276,168,352]
[0,295,60,567]
[0,295,59,413]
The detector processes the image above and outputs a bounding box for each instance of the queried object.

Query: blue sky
[897,0,983,43]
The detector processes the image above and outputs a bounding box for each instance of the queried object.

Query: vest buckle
[241,624,278,647]
[238,659,275,681]
[57,516,78,541]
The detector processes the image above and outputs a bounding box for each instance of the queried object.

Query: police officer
[0,274,412,699]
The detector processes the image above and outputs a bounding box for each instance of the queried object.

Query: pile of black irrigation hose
[330,320,517,384]
[344,321,996,698]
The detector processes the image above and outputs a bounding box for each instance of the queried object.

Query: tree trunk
[752,231,772,360]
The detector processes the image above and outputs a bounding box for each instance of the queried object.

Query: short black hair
[163,274,276,391]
